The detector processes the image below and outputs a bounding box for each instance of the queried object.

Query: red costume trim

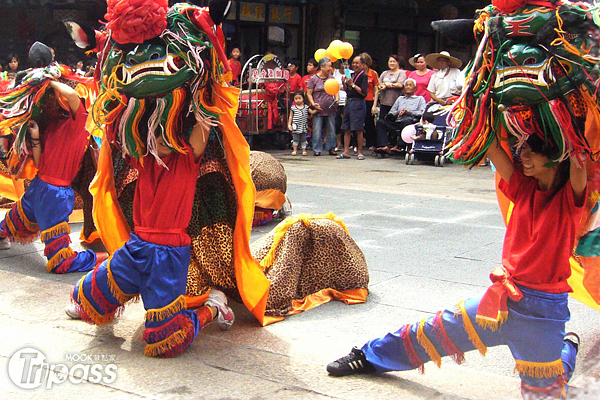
[432,311,465,365]
[43,234,72,258]
[476,266,523,330]
[401,324,425,373]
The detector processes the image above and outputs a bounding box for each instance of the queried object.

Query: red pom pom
[105,0,168,44]
[492,0,528,13]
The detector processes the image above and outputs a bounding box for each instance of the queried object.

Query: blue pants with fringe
[362,287,577,399]
[72,233,205,358]
[0,176,96,273]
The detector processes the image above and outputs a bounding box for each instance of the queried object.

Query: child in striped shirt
[288,91,317,156]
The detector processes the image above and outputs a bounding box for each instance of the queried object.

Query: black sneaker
[327,347,376,377]
[564,332,580,352]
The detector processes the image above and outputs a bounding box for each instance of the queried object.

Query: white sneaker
[65,304,81,319]
[205,289,235,331]
[0,238,11,250]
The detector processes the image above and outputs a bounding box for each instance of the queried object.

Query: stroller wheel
[439,155,446,166]
[434,155,440,166]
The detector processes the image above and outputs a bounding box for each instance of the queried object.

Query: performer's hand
[27,120,40,140]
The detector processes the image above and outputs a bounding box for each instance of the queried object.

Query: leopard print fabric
[249,151,287,194]
[70,147,98,238]
[185,128,239,300]
[251,217,369,317]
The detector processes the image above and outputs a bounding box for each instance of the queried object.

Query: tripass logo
[7,347,117,389]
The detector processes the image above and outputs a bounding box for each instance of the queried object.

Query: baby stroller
[405,104,452,166]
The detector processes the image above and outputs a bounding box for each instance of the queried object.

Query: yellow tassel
[3,213,38,244]
[40,222,70,243]
[416,318,442,368]
[106,258,139,304]
[590,190,600,206]
[514,359,565,379]
[476,311,508,332]
[144,329,188,357]
[76,279,115,326]
[145,295,186,322]
[46,247,74,272]
[457,301,487,356]
[17,201,39,232]
[259,212,349,270]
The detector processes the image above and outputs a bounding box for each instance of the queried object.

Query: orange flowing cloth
[90,82,271,325]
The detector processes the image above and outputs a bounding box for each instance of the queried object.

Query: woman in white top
[375,55,407,117]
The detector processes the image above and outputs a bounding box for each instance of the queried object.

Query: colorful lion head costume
[447,0,600,166]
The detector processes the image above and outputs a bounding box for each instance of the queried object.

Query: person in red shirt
[0,74,104,273]
[287,60,302,94]
[300,58,317,93]
[327,131,586,399]
[360,53,379,151]
[228,47,242,86]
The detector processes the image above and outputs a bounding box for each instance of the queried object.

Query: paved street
[1,150,599,399]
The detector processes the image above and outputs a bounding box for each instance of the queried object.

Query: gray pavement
[1,150,599,399]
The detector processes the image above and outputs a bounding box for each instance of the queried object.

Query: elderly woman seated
[375,79,426,153]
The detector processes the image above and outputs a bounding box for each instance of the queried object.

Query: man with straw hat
[425,51,462,107]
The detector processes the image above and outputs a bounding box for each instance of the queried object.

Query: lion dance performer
[65,0,256,358]
[0,41,104,273]
[328,1,600,398]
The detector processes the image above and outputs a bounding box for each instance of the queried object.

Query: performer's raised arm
[27,120,41,166]
[570,154,587,207]
[49,79,81,115]
[189,122,210,162]
[486,136,514,184]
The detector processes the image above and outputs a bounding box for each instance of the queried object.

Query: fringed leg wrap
[72,277,117,326]
[41,223,77,273]
[401,324,425,373]
[0,201,39,243]
[46,247,76,273]
[40,222,70,242]
[432,311,465,365]
[521,376,567,400]
[457,301,487,356]
[143,296,197,358]
[71,260,139,326]
[145,295,186,322]
[44,234,71,257]
[515,359,566,380]
[416,318,442,368]
[106,259,139,305]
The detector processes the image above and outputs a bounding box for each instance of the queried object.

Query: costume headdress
[446,0,600,167]
[90,0,232,166]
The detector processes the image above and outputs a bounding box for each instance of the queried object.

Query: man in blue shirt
[375,79,425,152]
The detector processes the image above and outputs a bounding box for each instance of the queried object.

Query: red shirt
[408,70,436,102]
[37,105,89,186]
[365,69,379,101]
[132,145,201,247]
[229,58,242,85]
[300,74,313,93]
[499,168,586,293]
[288,73,302,94]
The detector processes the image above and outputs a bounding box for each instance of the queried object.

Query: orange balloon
[339,42,354,60]
[324,49,338,63]
[324,78,340,95]
[328,40,343,59]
